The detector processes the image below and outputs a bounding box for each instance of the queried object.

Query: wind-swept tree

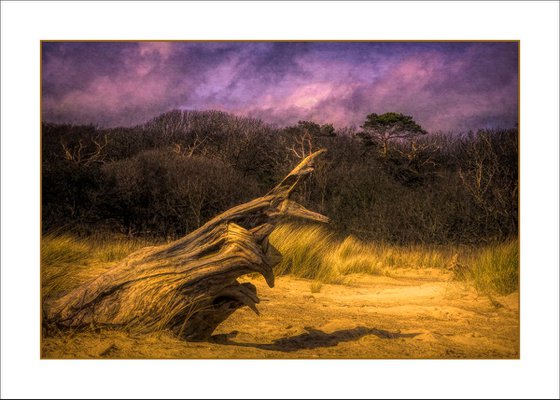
[358,112,427,157]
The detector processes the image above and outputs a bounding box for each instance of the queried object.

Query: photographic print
[41,41,519,359]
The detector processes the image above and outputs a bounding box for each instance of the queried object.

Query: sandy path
[42,269,519,359]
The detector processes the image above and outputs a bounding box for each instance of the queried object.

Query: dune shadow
[211,326,420,352]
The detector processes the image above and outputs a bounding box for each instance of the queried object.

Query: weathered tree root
[44,150,328,341]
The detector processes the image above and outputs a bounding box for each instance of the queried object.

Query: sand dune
[41,268,519,359]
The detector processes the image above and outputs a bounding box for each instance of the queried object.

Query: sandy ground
[41,268,519,359]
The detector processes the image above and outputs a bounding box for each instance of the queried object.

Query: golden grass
[41,233,153,300]
[464,239,519,295]
[269,223,519,295]
[269,223,457,283]
[41,224,519,300]
[310,281,323,293]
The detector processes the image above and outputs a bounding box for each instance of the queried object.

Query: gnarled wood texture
[44,150,328,341]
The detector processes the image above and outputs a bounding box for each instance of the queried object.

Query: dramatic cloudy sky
[42,41,518,132]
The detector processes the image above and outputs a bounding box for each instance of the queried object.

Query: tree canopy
[41,110,518,244]
[359,112,427,155]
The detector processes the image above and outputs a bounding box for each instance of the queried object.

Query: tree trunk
[44,150,328,341]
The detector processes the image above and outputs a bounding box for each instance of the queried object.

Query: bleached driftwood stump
[45,150,328,341]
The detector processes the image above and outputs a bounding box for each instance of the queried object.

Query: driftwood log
[44,150,328,341]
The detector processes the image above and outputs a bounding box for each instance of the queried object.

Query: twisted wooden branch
[44,150,328,341]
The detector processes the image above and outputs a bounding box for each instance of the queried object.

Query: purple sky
[42,41,518,132]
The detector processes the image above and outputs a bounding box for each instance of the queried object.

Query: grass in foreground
[41,233,154,300]
[269,223,518,295]
[42,224,519,299]
[270,223,457,283]
[463,239,519,295]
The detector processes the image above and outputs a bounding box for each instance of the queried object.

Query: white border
[2,1,559,399]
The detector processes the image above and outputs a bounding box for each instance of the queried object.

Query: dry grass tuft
[269,223,457,283]
[41,233,154,300]
[310,281,323,293]
[463,239,519,295]
[41,225,519,301]
[270,223,518,295]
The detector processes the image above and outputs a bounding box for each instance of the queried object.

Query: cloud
[41,42,518,131]
[137,42,174,60]
[236,43,518,132]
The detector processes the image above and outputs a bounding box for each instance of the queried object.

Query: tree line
[42,109,518,244]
